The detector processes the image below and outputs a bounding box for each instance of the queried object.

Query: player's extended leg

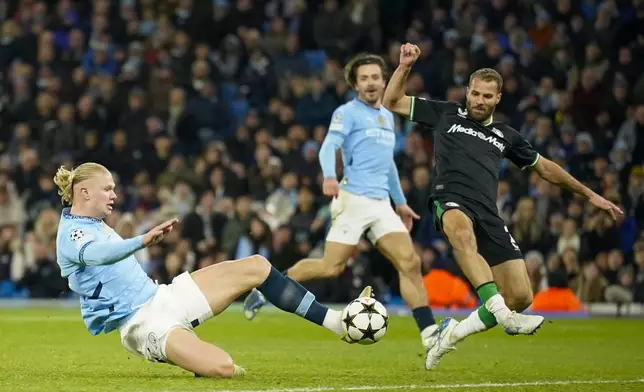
[492,259,534,312]
[285,241,356,281]
[439,209,543,333]
[165,328,246,378]
[244,241,357,320]
[374,232,438,346]
[425,209,543,369]
[166,255,347,377]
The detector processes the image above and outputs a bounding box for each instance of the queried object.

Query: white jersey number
[504,226,520,251]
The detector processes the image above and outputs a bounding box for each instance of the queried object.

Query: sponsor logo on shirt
[447,124,506,152]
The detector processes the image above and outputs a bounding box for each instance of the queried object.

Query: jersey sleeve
[387,160,406,206]
[505,128,541,170]
[328,106,353,137]
[58,226,145,267]
[320,106,353,178]
[408,97,452,127]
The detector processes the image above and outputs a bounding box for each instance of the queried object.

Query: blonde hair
[53,162,109,205]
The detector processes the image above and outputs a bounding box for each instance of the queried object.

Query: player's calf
[375,232,438,347]
[255,264,343,334]
[286,241,354,282]
[504,290,533,312]
[165,328,243,378]
[321,259,347,278]
[492,259,535,312]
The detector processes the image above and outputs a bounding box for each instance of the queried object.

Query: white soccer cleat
[502,311,545,336]
[340,285,374,344]
[358,285,374,299]
[425,317,458,370]
[421,324,440,350]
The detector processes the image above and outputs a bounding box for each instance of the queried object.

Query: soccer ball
[341,297,389,345]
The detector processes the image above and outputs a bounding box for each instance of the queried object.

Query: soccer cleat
[233,364,247,377]
[425,317,458,370]
[243,288,267,320]
[421,324,440,350]
[340,285,374,343]
[358,285,374,299]
[502,311,545,336]
[340,333,357,344]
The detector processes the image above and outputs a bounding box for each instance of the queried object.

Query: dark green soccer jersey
[409,97,540,212]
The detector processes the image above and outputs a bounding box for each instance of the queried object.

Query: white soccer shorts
[326,189,408,245]
[118,272,213,363]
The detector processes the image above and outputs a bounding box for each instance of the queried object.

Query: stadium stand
[0,0,643,313]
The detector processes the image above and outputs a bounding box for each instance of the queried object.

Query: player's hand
[588,193,623,220]
[322,178,340,197]
[396,204,420,231]
[142,218,179,246]
[399,43,421,67]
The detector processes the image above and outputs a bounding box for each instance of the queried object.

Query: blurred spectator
[0,0,641,307]
[510,197,545,253]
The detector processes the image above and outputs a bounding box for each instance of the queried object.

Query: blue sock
[412,306,436,331]
[257,266,328,325]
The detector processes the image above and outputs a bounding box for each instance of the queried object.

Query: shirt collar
[61,207,103,224]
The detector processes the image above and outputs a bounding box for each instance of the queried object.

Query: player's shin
[402,278,437,345]
[451,307,492,342]
[440,283,505,344]
[257,266,343,335]
[285,258,330,282]
[412,306,438,346]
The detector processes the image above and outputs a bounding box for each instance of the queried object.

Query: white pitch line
[191,378,644,392]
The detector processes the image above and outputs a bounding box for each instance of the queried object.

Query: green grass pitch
[1,308,643,392]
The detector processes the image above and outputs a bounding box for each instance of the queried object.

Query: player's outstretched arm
[382,43,420,117]
[532,157,623,219]
[64,218,179,266]
[78,236,145,266]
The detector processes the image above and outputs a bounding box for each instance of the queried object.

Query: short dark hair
[469,68,503,93]
[343,53,387,89]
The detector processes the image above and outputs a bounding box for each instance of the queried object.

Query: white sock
[322,309,344,335]
[485,294,512,324]
[420,324,438,345]
[452,310,488,342]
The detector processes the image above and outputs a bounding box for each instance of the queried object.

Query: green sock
[476,282,499,328]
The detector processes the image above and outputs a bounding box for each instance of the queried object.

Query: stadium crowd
[0,0,643,310]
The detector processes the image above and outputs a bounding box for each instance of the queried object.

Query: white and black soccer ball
[341,297,389,345]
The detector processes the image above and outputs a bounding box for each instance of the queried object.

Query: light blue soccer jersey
[319,98,405,205]
[56,208,158,335]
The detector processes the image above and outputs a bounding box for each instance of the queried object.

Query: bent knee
[397,251,422,277]
[505,290,533,312]
[243,254,272,284]
[320,258,346,278]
